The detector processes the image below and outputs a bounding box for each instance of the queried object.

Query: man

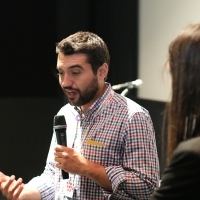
[0,31,159,199]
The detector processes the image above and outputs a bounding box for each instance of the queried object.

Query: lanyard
[71,88,114,150]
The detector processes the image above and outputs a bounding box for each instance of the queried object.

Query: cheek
[58,77,63,86]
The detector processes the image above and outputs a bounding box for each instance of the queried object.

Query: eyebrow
[69,64,83,69]
[57,64,83,70]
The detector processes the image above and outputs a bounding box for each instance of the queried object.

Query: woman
[151,23,200,199]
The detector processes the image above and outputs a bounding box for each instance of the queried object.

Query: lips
[65,90,77,99]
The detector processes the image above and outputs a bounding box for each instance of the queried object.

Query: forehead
[57,53,89,69]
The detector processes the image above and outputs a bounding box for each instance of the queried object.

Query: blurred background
[1,1,200,198]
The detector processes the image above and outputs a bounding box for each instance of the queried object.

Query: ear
[98,63,108,80]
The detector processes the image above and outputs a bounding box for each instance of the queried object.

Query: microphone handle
[55,129,69,179]
[61,169,69,179]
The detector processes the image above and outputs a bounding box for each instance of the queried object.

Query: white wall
[138,0,200,102]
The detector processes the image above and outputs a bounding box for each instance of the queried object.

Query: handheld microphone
[53,115,69,179]
[112,79,143,90]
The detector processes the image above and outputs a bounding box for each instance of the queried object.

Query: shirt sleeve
[102,111,160,200]
[27,131,56,200]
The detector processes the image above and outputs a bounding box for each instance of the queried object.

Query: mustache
[63,86,74,90]
[63,86,79,91]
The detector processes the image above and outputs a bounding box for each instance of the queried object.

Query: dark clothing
[150,137,200,200]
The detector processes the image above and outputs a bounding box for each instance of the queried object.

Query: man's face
[56,53,99,107]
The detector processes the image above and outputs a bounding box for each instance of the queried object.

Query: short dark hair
[56,31,110,75]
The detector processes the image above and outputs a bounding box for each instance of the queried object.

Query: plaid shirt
[28,83,159,199]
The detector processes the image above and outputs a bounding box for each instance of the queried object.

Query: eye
[57,70,64,75]
[72,71,81,75]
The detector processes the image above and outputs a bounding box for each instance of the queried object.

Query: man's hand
[54,145,89,176]
[0,172,24,200]
[54,145,112,191]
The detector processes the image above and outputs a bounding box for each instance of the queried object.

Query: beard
[63,76,99,107]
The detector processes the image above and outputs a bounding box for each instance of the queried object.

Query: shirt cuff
[105,165,126,193]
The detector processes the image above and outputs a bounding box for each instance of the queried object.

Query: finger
[54,150,59,156]
[54,145,63,151]
[62,151,68,158]
[54,152,61,158]
[6,177,22,200]
[1,175,15,196]
[55,145,69,151]
[8,178,22,196]
[55,162,63,170]
[4,175,15,190]
[13,183,24,199]
[54,157,63,164]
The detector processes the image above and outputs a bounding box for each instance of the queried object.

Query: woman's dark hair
[56,31,110,77]
[166,24,200,162]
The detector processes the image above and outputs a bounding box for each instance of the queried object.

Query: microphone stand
[112,79,143,97]
[121,88,129,96]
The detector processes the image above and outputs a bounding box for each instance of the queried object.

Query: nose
[60,73,73,87]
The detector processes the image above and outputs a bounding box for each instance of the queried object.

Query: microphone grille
[135,79,143,86]
[53,115,66,126]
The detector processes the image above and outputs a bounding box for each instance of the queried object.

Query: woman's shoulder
[173,137,200,157]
